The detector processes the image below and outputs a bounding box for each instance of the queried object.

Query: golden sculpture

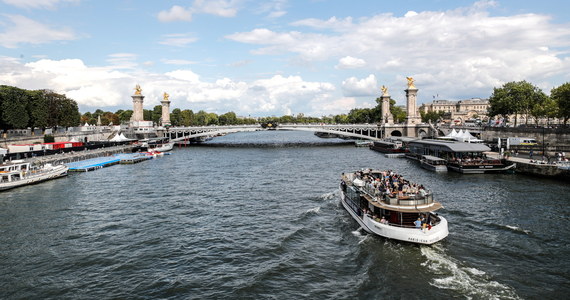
[406,77,416,89]
[381,85,388,96]
[163,92,169,101]
[134,84,142,95]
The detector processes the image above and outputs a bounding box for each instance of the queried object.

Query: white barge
[0,161,68,191]
[340,169,448,244]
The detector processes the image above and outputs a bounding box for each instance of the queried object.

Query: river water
[1,131,568,299]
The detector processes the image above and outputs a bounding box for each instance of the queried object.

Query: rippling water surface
[1,131,569,299]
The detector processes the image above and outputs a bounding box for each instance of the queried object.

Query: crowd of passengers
[354,169,428,199]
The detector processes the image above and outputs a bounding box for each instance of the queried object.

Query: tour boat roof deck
[409,139,490,152]
[362,194,443,213]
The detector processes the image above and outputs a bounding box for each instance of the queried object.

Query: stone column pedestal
[381,94,393,125]
[131,94,145,122]
[405,88,421,125]
[161,99,171,126]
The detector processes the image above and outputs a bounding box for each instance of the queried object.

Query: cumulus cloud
[336,56,366,69]
[193,0,238,17]
[227,1,570,101]
[0,57,340,116]
[0,15,77,48]
[158,5,193,22]
[342,74,377,97]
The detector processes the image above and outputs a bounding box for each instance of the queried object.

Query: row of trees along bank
[80,95,406,126]
[488,81,570,126]
[0,85,80,131]
[3,81,569,130]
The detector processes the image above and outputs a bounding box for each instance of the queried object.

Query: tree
[27,90,49,129]
[551,82,570,125]
[420,110,446,123]
[170,108,182,126]
[488,81,546,126]
[391,105,407,123]
[116,110,133,123]
[0,86,29,129]
[57,97,81,127]
[180,109,194,126]
[219,111,237,125]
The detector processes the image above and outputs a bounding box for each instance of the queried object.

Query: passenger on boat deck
[380,216,388,224]
[414,218,422,228]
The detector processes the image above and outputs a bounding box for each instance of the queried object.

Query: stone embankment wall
[481,127,570,145]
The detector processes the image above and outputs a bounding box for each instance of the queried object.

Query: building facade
[420,98,490,123]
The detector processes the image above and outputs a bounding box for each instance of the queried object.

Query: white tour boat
[0,161,68,191]
[340,169,448,245]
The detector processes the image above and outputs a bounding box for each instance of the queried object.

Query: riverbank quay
[487,152,570,180]
[20,145,137,167]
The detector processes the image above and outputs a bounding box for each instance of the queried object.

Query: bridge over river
[165,124,390,142]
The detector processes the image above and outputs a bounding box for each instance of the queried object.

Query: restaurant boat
[0,161,68,191]
[408,139,515,174]
[339,169,448,244]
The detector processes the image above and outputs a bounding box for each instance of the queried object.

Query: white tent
[449,128,458,137]
[456,129,483,143]
[109,133,133,142]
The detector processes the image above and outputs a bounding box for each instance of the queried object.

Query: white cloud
[159,33,198,47]
[227,2,570,101]
[193,0,238,17]
[158,5,193,22]
[0,15,77,48]
[0,57,342,116]
[336,56,366,69]
[342,74,377,97]
[1,0,78,9]
[158,1,239,23]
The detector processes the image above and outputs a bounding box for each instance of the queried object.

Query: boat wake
[319,191,337,201]
[421,245,521,299]
[503,225,531,235]
[305,207,320,214]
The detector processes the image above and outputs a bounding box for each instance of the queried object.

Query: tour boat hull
[340,188,448,245]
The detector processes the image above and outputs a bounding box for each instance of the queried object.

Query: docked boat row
[407,139,515,174]
[0,161,69,191]
[340,169,448,245]
[370,136,516,174]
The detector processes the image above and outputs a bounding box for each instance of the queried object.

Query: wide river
[1,131,569,299]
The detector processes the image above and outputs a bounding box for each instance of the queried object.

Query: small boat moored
[0,161,68,191]
[340,169,448,245]
[420,155,448,172]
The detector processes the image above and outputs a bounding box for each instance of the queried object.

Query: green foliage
[391,105,407,123]
[551,82,570,124]
[488,81,547,126]
[0,86,29,129]
[420,110,445,123]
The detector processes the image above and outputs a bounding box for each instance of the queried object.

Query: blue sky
[1,0,569,117]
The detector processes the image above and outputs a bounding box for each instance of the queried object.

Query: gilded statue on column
[381,85,388,96]
[406,77,416,89]
[134,84,142,95]
[163,92,170,101]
